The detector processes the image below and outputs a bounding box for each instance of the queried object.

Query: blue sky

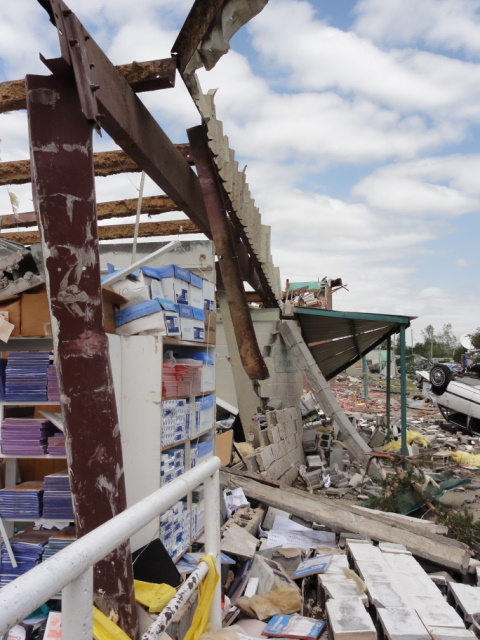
[0,0,479,345]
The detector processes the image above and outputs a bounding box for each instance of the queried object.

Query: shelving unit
[0,330,216,563]
[108,333,216,557]
[0,339,63,538]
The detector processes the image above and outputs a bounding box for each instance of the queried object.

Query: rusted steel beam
[172,0,224,74]
[0,195,182,229]
[0,146,193,186]
[0,219,199,244]
[26,74,137,637]
[0,58,176,114]
[40,0,210,236]
[188,124,269,381]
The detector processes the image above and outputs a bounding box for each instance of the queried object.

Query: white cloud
[199,54,461,168]
[352,154,480,216]
[353,0,480,58]
[456,258,468,267]
[248,0,480,123]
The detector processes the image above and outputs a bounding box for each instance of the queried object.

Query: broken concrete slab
[325,597,377,639]
[221,521,258,559]
[447,582,480,623]
[279,321,382,477]
[376,608,430,640]
[429,629,476,639]
[263,507,291,531]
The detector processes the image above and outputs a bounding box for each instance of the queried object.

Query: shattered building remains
[0,1,479,640]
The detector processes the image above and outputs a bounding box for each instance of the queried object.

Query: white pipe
[203,470,222,630]
[62,566,93,640]
[131,171,146,265]
[142,560,210,640]
[101,239,180,288]
[0,457,221,636]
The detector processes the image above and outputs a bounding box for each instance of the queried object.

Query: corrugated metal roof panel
[294,307,414,380]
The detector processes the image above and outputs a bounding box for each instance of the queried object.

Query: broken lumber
[220,469,471,573]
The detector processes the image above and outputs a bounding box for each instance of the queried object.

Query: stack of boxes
[159,500,191,560]
[161,398,189,447]
[109,263,216,343]
[107,262,216,556]
[160,446,185,485]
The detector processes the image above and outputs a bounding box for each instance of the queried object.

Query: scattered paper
[0,316,14,343]
[224,487,250,517]
[267,517,335,549]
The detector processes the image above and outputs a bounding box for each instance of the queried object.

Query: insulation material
[383,430,430,451]
[451,451,480,467]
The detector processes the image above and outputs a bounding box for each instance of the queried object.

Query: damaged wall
[216,308,303,410]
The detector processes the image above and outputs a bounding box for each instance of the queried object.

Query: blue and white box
[115,298,180,337]
[154,265,190,306]
[203,280,215,312]
[197,393,214,433]
[189,273,204,309]
[178,305,194,341]
[192,307,205,342]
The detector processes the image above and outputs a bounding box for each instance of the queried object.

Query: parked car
[417,364,480,433]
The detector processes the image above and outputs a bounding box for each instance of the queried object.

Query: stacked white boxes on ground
[105,263,216,561]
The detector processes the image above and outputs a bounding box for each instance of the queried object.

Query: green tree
[471,328,480,351]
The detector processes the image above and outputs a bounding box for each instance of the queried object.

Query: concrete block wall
[245,406,305,485]
[216,308,304,411]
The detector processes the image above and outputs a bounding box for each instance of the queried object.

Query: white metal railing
[0,457,222,640]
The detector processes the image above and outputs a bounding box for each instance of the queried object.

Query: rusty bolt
[62,9,72,16]
[90,84,100,92]
[69,39,79,46]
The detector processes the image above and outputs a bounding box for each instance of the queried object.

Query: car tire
[430,364,452,395]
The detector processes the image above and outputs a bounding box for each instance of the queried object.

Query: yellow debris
[451,451,480,467]
[383,430,430,451]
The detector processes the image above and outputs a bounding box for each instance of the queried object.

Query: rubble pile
[184,486,480,639]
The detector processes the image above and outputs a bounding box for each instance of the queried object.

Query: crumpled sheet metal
[184,0,269,75]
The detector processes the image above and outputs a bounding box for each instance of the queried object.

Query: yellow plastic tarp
[92,580,176,640]
[134,580,176,613]
[383,430,430,451]
[93,607,131,640]
[184,555,219,640]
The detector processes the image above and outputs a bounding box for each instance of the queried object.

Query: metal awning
[294,307,415,380]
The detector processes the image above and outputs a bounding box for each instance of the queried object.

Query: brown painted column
[187,124,269,381]
[26,74,137,637]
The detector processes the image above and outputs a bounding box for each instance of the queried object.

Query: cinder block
[266,411,277,427]
[318,433,332,450]
[258,430,270,447]
[245,454,260,473]
[268,426,281,444]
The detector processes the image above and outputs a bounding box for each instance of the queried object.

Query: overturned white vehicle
[417,364,480,433]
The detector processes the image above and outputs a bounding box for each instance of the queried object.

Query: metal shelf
[0,401,60,406]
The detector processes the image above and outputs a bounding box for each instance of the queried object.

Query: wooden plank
[0,58,176,114]
[0,195,181,229]
[0,219,199,245]
[0,147,193,186]
[220,469,472,572]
